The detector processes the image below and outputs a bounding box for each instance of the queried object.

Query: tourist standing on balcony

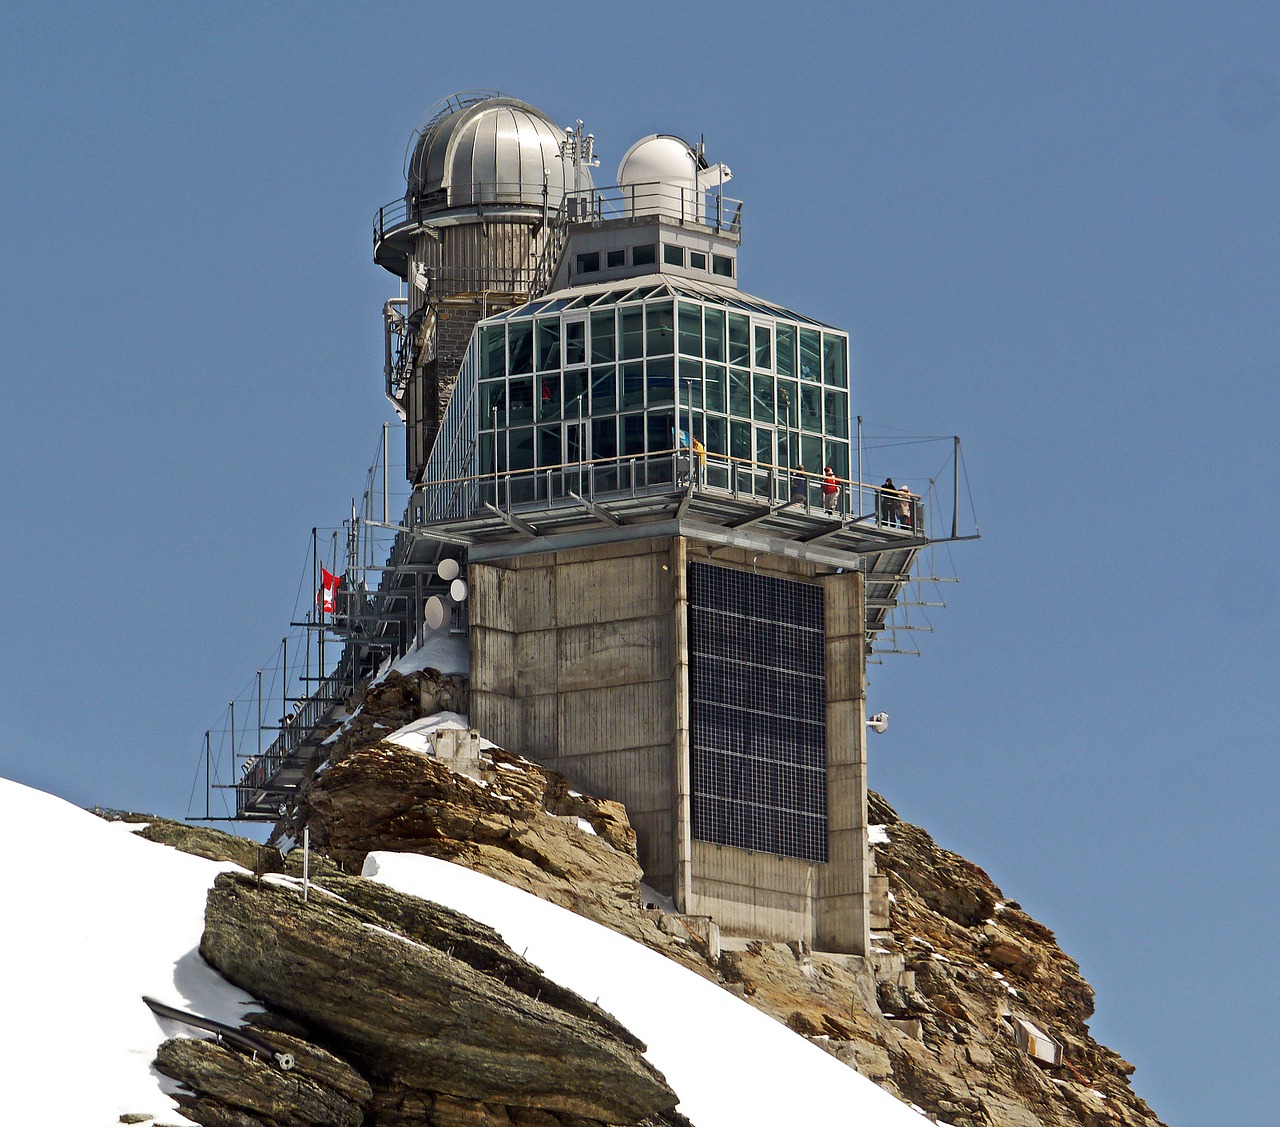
[879,478,898,525]
[822,467,839,514]
[791,465,808,507]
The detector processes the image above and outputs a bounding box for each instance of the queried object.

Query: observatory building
[238,92,972,957]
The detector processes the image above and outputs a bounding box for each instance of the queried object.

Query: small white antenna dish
[424,596,447,631]
[450,578,469,602]
[867,712,889,735]
[437,558,460,582]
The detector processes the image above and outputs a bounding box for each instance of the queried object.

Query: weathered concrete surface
[199,872,677,1125]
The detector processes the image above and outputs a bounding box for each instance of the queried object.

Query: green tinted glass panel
[480,327,506,379]
[730,420,751,460]
[776,323,796,378]
[800,384,821,431]
[620,306,644,360]
[756,427,775,467]
[508,377,534,423]
[621,413,646,455]
[510,427,535,471]
[680,359,703,409]
[592,417,617,458]
[590,311,615,362]
[798,328,821,382]
[648,412,673,453]
[754,324,773,370]
[802,435,822,473]
[775,379,798,427]
[477,433,494,475]
[538,374,561,420]
[828,444,849,478]
[705,309,726,362]
[509,322,533,375]
[647,356,674,406]
[591,365,617,412]
[729,368,751,418]
[705,415,727,455]
[538,425,561,467]
[824,389,849,438]
[564,320,586,366]
[704,364,726,413]
[621,362,645,409]
[823,334,847,387]
[752,373,774,422]
[646,301,674,355]
[678,302,702,356]
[536,318,560,370]
[563,370,588,411]
[728,313,750,366]
[481,381,506,418]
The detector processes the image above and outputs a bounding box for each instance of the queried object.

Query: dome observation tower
[374,92,595,483]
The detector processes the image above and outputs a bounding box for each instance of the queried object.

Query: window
[663,244,685,267]
[479,326,505,380]
[508,377,534,424]
[728,313,751,367]
[535,318,560,371]
[712,254,734,278]
[590,365,617,412]
[729,369,751,417]
[606,248,626,268]
[822,333,847,388]
[689,250,707,271]
[620,306,644,360]
[754,324,773,370]
[704,364,727,413]
[508,321,533,375]
[620,413,647,455]
[564,320,586,366]
[798,328,821,382]
[752,373,774,423]
[647,356,675,406]
[775,323,796,378]
[632,243,656,266]
[590,310,615,362]
[621,362,646,409]
[646,301,675,355]
[704,309,726,363]
[576,251,600,274]
[678,302,702,356]
[823,390,848,438]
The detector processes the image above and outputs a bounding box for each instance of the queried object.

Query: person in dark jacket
[790,465,807,506]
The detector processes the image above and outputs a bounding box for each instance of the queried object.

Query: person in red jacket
[821,467,839,514]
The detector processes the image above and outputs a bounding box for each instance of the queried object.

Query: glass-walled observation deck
[421,276,853,520]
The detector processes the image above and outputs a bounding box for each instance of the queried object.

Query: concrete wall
[469,534,869,953]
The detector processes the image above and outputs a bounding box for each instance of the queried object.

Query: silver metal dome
[404,92,588,214]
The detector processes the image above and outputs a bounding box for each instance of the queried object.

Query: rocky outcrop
[195,871,677,1126]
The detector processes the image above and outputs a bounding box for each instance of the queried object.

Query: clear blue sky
[2,4,1276,1124]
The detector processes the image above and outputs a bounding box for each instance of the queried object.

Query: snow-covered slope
[365,851,933,1127]
[0,777,254,1125]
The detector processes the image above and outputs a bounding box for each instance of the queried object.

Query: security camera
[867,712,889,735]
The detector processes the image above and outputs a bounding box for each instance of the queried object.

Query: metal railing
[411,448,922,534]
[563,182,743,235]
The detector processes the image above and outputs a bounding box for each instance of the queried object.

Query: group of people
[878,477,914,528]
[789,465,841,514]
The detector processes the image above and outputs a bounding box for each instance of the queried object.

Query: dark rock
[199,872,677,1124]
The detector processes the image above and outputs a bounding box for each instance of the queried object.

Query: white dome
[617,135,699,195]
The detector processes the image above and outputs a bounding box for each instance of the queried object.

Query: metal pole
[281,636,288,720]
[256,670,263,759]
[229,700,236,774]
[952,436,960,540]
[205,731,211,820]
[302,825,310,904]
[857,415,864,520]
[382,422,389,524]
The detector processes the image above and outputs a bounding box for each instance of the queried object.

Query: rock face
[196,871,677,1127]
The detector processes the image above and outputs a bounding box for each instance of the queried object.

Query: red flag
[317,567,340,614]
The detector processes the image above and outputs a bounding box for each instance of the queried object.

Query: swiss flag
[317,567,340,614]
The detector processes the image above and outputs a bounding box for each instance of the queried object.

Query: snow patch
[868,824,890,845]
[384,712,498,756]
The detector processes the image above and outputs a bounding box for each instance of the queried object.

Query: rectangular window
[508,321,533,375]
[678,302,702,356]
[477,433,495,476]
[606,248,626,268]
[663,243,685,267]
[800,384,821,431]
[620,306,644,360]
[704,309,726,363]
[538,425,562,468]
[754,324,773,370]
[576,251,600,275]
[646,301,674,355]
[712,254,734,277]
[508,377,534,424]
[621,362,646,410]
[802,435,822,474]
[776,323,796,378]
[752,373,775,423]
[536,318,560,371]
[564,320,586,367]
[479,326,506,380]
[592,416,617,460]
[679,359,704,409]
[729,368,752,418]
[728,313,751,367]
[563,370,588,414]
[537,374,561,420]
[730,419,751,461]
[798,328,821,382]
[648,411,673,453]
[647,356,675,407]
[822,333,847,387]
[689,250,707,271]
[590,310,615,363]
[590,365,617,413]
[705,415,727,455]
[509,426,535,471]
[775,379,798,429]
[823,389,848,438]
[620,413,647,455]
[481,381,506,420]
[632,243,656,266]
[704,364,727,413]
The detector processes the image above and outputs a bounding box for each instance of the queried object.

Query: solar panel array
[687,562,828,863]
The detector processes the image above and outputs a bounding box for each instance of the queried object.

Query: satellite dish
[424,596,447,631]
[450,578,468,602]
[437,558,460,582]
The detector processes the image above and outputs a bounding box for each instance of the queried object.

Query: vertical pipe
[229,700,236,775]
[952,436,960,540]
[205,730,211,820]
[382,422,389,524]
[857,415,864,520]
[256,670,263,759]
[302,825,310,904]
[281,636,288,724]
